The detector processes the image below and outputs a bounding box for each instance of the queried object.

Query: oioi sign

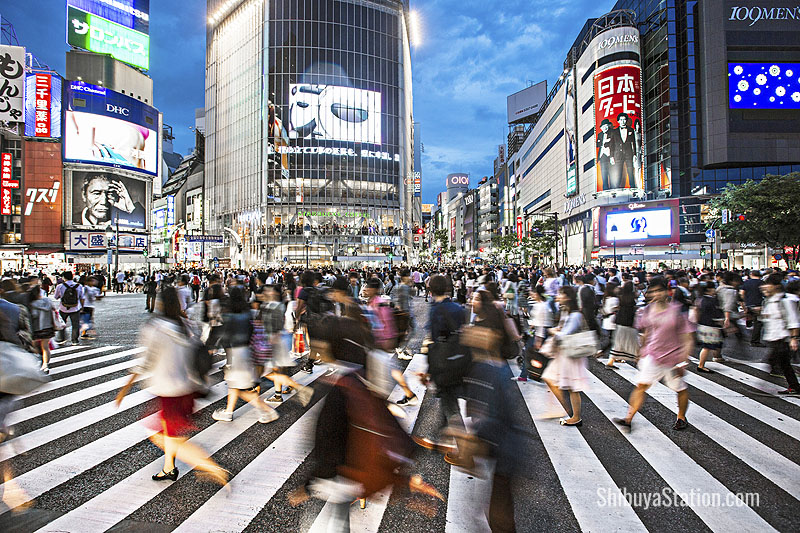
[67,6,150,70]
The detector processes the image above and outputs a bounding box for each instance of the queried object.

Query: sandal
[152,468,178,481]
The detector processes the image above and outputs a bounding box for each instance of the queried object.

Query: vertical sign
[33,74,51,137]
[0,45,26,122]
[413,171,421,197]
[516,215,523,241]
[564,68,578,196]
[1,153,16,215]
[167,194,175,225]
[593,64,644,193]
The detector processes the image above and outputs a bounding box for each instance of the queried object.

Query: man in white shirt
[115,271,126,293]
[54,271,84,345]
[761,274,800,394]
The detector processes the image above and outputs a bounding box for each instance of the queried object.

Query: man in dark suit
[612,112,637,190]
[596,119,616,191]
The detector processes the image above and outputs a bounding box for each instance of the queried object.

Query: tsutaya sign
[728,5,800,26]
[362,235,402,246]
[271,145,399,162]
[563,193,587,214]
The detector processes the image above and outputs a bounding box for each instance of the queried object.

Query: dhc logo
[106,104,130,116]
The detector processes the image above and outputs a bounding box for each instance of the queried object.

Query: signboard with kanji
[68,230,148,252]
[1,153,15,215]
[0,45,25,122]
[25,73,62,138]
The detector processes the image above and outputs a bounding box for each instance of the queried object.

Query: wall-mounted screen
[605,208,672,241]
[288,84,381,145]
[728,63,800,109]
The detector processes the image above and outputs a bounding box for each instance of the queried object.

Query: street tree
[709,172,800,267]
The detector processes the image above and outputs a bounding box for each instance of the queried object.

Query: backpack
[300,286,334,326]
[427,314,472,388]
[61,284,79,308]
[191,275,201,286]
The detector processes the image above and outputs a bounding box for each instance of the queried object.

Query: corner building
[205,0,414,266]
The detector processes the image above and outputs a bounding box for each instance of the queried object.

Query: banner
[564,69,578,196]
[0,45,26,122]
[25,73,62,138]
[1,153,15,215]
[68,230,148,251]
[593,65,644,192]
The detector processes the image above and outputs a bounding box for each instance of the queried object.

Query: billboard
[71,170,148,230]
[67,0,150,35]
[1,153,17,216]
[68,230,147,252]
[23,141,63,244]
[446,173,469,189]
[598,200,679,247]
[288,84,381,144]
[67,6,150,70]
[507,81,547,123]
[594,65,644,192]
[25,73,63,138]
[564,69,578,196]
[0,45,25,122]
[64,81,159,176]
[728,63,800,109]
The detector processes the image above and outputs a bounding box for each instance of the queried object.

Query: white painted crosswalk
[1,343,799,532]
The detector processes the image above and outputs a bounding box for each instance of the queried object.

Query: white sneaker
[259,409,279,424]
[212,409,233,422]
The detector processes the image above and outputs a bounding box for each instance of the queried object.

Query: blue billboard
[67,0,150,35]
[728,63,800,109]
[64,81,159,176]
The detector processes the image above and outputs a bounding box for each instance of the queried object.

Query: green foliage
[709,173,800,266]
[524,216,559,265]
[434,229,448,250]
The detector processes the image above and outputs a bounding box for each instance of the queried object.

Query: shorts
[635,356,687,392]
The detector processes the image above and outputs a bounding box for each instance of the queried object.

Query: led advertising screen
[25,73,62,138]
[593,65,644,192]
[64,81,159,176]
[598,200,679,247]
[288,84,381,145]
[71,170,147,230]
[728,63,800,109]
[67,5,150,70]
[67,0,150,35]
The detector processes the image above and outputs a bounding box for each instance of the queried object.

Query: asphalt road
[1,293,799,532]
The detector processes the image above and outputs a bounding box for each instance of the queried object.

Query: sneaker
[396,394,419,406]
[259,409,279,424]
[212,409,233,422]
[266,394,284,403]
[301,361,314,374]
[613,417,632,433]
[777,388,798,395]
[712,356,726,362]
[510,376,528,382]
[672,418,689,431]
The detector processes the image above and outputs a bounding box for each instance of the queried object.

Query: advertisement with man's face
[64,81,159,176]
[593,65,644,192]
[71,170,147,230]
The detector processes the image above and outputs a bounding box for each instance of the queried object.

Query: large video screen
[593,65,645,192]
[64,81,159,176]
[71,170,147,230]
[288,84,381,145]
[605,208,672,241]
[728,63,800,109]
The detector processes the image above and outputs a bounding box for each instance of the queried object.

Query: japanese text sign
[67,6,150,70]
[0,45,26,122]
[1,153,14,216]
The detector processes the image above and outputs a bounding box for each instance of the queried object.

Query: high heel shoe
[152,468,178,481]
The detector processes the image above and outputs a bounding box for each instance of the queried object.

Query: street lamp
[609,225,618,267]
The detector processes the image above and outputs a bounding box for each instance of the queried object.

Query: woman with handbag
[114,286,228,485]
[607,281,638,368]
[695,281,724,373]
[541,286,591,426]
[211,286,280,424]
[28,286,56,374]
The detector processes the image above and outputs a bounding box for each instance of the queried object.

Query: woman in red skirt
[116,286,228,485]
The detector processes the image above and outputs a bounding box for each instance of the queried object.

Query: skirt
[696,324,723,350]
[33,328,55,340]
[610,325,641,362]
[541,354,589,392]
[146,394,196,437]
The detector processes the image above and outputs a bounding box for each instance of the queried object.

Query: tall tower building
[206,0,414,265]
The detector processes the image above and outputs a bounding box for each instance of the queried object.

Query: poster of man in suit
[594,65,644,192]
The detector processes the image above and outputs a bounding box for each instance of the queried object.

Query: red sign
[22,140,63,245]
[593,64,644,192]
[516,216,523,241]
[1,153,13,215]
[34,74,52,138]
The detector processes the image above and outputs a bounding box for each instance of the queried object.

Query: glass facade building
[206,0,413,265]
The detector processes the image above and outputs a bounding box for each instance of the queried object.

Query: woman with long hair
[115,286,228,485]
[607,280,638,368]
[28,286,56,374]
[541,286,590,426]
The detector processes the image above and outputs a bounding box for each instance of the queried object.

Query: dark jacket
[428,298,465,339]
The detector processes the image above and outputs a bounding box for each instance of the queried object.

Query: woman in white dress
[541,286,590,426]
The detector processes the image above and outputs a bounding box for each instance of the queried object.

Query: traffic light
[700,247,706,257]
[736,214,746,221]
[414,227,423,235]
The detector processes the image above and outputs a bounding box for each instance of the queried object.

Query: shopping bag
[0,341,51,394]
[53,310,66,331]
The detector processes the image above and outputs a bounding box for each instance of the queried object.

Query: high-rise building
[205,0,414,266]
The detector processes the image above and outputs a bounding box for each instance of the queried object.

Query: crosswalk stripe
[49,344,91,356]
[19,359,139,400]
[8,361,225,426]
[34,366,328,533]
[513,370,647,532]
[445,467,493,533]
[175,402,322,533]
[49,348,145,376]
[582,368,778,531]
[688,356,800,408]
[611,363,800,502]
[681,366,800,438]
[49,345,122,364]
[307,354,430,533]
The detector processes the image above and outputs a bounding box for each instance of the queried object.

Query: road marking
[34,366,327,532]
[689,356,800,408]
[49,348,145,376]
[512,369,647,533]
[584,369,774,531]
[19,359,139,400]
[49,345,121,363]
